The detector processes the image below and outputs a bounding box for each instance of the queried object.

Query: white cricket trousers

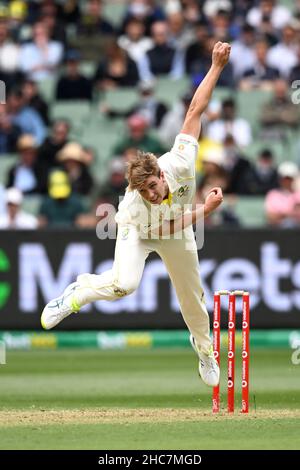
[73,224,211,354]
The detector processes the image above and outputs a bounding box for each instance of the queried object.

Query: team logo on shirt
[177,185,189,197]
[121,228,129,240]
[113,287,128,297]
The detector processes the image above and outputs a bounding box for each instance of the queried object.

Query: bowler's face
[139,174,167,205]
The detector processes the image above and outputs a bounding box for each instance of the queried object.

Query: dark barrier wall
[0,229,299,330]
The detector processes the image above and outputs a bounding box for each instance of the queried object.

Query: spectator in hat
[112,113,166,157]
[7,0,29,42]
[0,187,38,229]
[7,134,48,194]
[265,161,300,227]
[102,79,168,128]
[19,21,64,82]
[57,142,94,196]
[39,170,86,228]
[56,49,93,101]
[197,147,229,197]
[38,120,70,171]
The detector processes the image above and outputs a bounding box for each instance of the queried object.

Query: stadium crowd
[0,0,300,229]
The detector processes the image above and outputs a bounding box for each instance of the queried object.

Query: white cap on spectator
[202,148,225,167]
[6,187,23,206]
[278,162,299,179]
[110,158,126,174]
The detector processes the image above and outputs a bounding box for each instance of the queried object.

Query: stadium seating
[233,196,266,227]
[0,154,18,186]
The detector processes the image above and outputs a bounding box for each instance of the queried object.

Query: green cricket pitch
[0,348,299,450]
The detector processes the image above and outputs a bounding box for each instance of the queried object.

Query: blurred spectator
[7,0,29,42]
[22,79,50,126]
[61,0,81,25]
[56,49,93,101]
[122,0,166,36]
[6,88,46,145]
[94,39,139,90]
[39,170,86,227]
[185,20,210,75]
[229,23,256,80]
[195,148,240,227]
[246,0,292,31]
[181,0,203,25]
[267,24,298,79]
[19,21,64,81]
[207,98,252,148]
[0,19,21,89]
[118,18,153,62]
[77,0,114,36]
[0,187,38,229]
[240,37,280,91]
[260,79,300,140]
[159,91,193,146]
[210,9,233,42]
[265,161,300,227]
[57,142,94,196]
[289,46,300,85]
[103,79,168,128]
[38,120,70,170]
[203,0,232,19]
[97,158,127,209]
[7,134,48,194]
[0,183,5,213]
[113,114,166,157]
[222,134,253,195]
[197,148,228,196]
[0,103,21,154]
[139,20,184,81]
[167,9,195,52]
[247,149,279,195]
[187,34,234,87]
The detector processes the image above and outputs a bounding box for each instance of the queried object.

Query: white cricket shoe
[41,282,81,330]
[190,334,220,387]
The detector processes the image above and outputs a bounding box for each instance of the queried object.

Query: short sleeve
[171,133,199,163]
[165,133,198,179]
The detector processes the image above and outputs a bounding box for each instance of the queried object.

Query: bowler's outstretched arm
[181,41,231,140]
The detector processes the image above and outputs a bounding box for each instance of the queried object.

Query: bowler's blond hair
[126,151,160,191]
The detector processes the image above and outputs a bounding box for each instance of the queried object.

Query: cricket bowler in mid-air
[41,42,231,387]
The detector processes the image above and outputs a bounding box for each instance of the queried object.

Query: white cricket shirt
[115,133,198,234]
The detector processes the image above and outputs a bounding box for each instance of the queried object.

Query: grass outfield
[0,348,299,450]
